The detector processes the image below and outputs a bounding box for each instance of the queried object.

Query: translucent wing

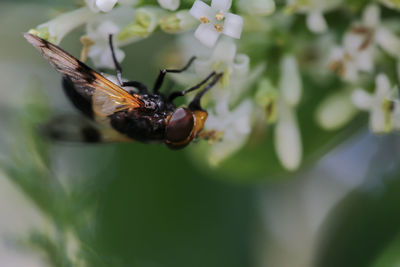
[24,33,144,118]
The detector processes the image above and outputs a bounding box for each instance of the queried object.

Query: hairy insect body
[24,32,222,149]
[109,96,176,143]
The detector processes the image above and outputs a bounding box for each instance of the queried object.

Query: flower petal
[96,0,118,12]
[279,55,302,107]
[190,0,215,20]
[207,99,252,166]
[375,26,400,59]
[362,4,380,28]
[274,103,302,171]
[370,105,386,133]
[222,13,243,39]
[233,54,250,76]
[158,0,180,11]
[306,11,327,34]
[194,23,220,47]
[352,89,373,110]
[376,73,391,97]
[211,0,232,11]
[316,90,357,130]
[211,37,237,65]
[37,7,94,44]
[356,47,374,72]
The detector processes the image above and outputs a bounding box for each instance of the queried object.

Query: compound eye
[166,108,194,143]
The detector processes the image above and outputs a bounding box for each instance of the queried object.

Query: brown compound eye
[165,107,195,144]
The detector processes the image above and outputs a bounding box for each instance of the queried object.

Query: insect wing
[23,33,144,118]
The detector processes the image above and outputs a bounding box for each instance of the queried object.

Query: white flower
[273,54,303,171]
[85,6,135,68]
[193,37,249,82]
[352,73,399,133]
[189,0,243,47]
[29,7,95,44]
[85,0,137,13]
[158,0,180,11]
[329,33,374,82]
[86,21,125,69]
[238,0,276,16]
[286,0,342,34]
[329,5,400,82]
[205,99,253,166]
[172,37,257,107]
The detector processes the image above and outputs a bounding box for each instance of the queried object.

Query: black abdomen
[109,110,167,143]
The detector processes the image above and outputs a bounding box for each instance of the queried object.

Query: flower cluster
[27,0,400,172]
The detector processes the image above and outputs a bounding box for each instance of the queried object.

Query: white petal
[370,106,386,133]
[343,61,359,82]
[85,0,99,12]
[306,11,327,34]
[279,55,302,107]
[329,46,344,61]
[190,0,215,20]
[356,48,374,72]
[211,0,232,11]
[222,13,243,39]
[375,27,400,59]
[158,0,180,11]
[352,89,373,110]
[362,5,380,28]
[207,99,252,166]
[176,10,199,31]
[194,58,213,77]
[194,23,220,47]
[96,0,118,12]
[316,91,357,130]
[97,20,120,39]
[233,54,250,76]
[343,32,364,54]
[211,37,237,65]
[376,73,391,97]
[274,104,302,171]
[38,7,94,44]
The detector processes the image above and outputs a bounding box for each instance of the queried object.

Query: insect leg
[108,34,148,93]
[121,81,149,94]
[189,73,223,111]
[152,56,196,94]
[168,71,216,101]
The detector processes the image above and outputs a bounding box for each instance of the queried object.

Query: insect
[24,33,222,149]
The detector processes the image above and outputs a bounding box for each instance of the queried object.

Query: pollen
[200,16,210,24]
[214,24,224,32]
[215,11,224,21]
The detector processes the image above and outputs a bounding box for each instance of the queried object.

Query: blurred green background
[1,1,400,267]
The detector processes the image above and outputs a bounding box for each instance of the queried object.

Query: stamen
[214,24,224,32]
[215,11,224,21]
[80,36,94,63]
[200,16,210,23]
